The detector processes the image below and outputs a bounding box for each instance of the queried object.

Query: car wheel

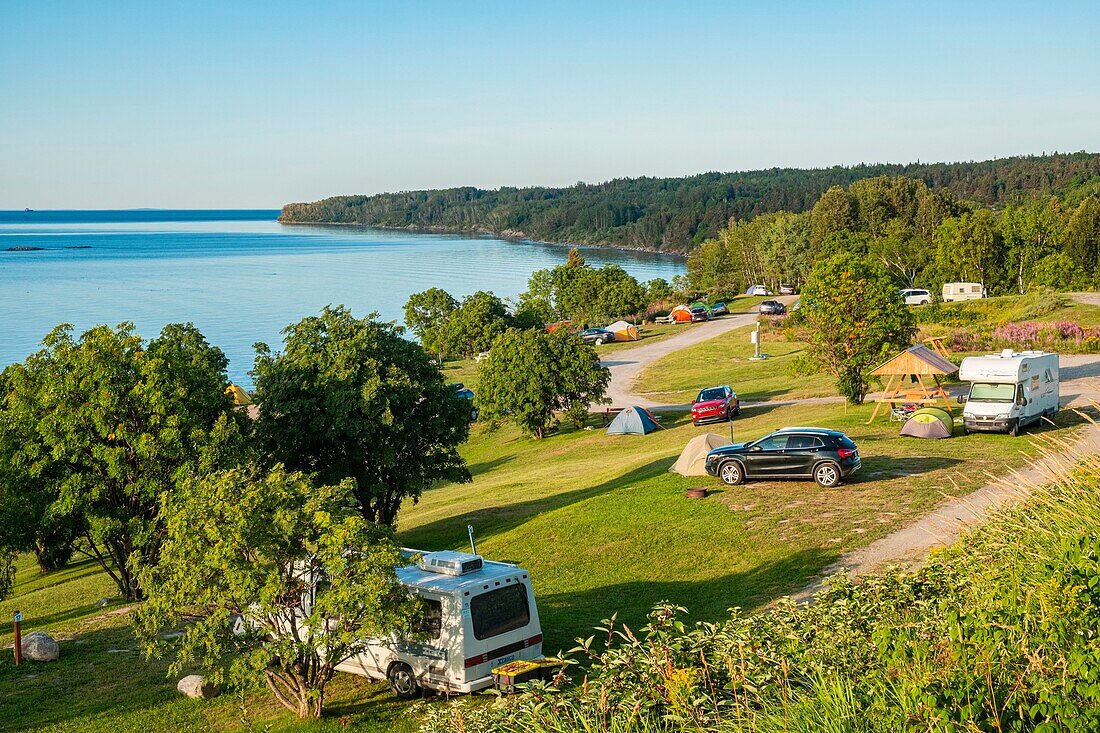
[719,461,744,486]
[1009,420,1020,438]
[594,338,604,346]
[692,420,700,427]
[388,662,421,699]
[813,462,841,488]
[920,299,929,305]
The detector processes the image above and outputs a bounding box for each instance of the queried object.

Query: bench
[654,315,675,325]
[601,407,625,425]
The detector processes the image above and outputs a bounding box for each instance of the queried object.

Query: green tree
[934,210,1006,293]
[1064,196,1100,279]
[566,247,587,268]
[437,291,513,358]
[868,221,932,288]
[135,465,418,719]
[0,322,243,600]
[810,185,855,252]
[687,237,734,294]
[476,329,610,438]
[1001,198,1063,293]
[795,254,916,403]
[516,268,558,326]
[403,287,458,356]
[644,278,675,303]
[252,306,470,526]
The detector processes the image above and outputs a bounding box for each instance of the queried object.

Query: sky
[1,0,1098,209]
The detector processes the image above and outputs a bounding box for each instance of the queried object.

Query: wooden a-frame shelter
[867,344,959,423]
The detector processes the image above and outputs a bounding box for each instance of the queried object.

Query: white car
[900,288,932,306]
[750,285,772,296]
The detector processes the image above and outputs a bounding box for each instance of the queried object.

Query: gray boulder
[177,674,220,699]
[20,631,59,662]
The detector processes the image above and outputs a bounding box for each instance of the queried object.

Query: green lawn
[2,382,1084,732]
[633,325,837,404]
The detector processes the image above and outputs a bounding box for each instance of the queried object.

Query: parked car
[691,385,740,425]
[710,301,729,316]
[452,384,478,421]
[759,300,786,315]
[705,427,861,488]
[778,283,797,295]
[579,328,616,345]
[689,306,710,322]
[750,285,772,296]
[900,288,932,305]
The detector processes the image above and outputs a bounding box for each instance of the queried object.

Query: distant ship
[24,208,34,212]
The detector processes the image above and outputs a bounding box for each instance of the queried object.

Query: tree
[687,237,734,294]
[252,306,470,526]
[934,210,1006,293]
[644,278,675,303]
[0,322,243,600]
[516,268,558,326]
[476,329,610,438]
[135,465,418,719]
[566,247,587,268]
[1064,196,1100,279]
[810,186,855,251]
[868,221,932,288]
[794,254,916,404]
[436,291,512,358]
[403,288,458,356]
[1001,198,1062,293]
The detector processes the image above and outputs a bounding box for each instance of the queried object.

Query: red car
[691,385,740,426]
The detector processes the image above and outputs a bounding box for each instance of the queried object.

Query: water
[0,210,684,387]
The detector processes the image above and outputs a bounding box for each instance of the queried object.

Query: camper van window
[470,584,530,640]
[969,383,1016,402]
[413,599,443,639]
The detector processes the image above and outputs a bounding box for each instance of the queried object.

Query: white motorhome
[335,549,543,698]
[942,282,985,302]
[958,350,1059,436]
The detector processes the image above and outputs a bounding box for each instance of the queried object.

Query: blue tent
[606,406,661,435]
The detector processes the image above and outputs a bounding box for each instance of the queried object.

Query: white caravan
[942,282,985,302]
[335,550,544,698]
[958,350,1059,436]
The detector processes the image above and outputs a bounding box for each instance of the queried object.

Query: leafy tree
[476,329,609,438]
[687,237,735,295]
[1002,198,1063,293]
[566,247,587,268]
[516,268,558,325]
[252,306,470,526]
[437,291,513,358]
[794,254,916,404]
[868,221,932,288]
[809,186,855,251]
[136,465,418,719]
[644,278,675,303]
[0,322,242,600]
[403,288,458,356]
[1032,252,1089,291]
[934,210,1006,293]
[1065,196,1100,278]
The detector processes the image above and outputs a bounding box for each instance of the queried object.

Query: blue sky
[2,0,1098,208]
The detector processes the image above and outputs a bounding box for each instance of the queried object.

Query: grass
[633,325,836,404]
[398,400,1083,652]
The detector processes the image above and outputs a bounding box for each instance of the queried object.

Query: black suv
[704,427,860,487]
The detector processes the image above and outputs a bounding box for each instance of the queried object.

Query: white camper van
[958,350,1059,436]
[335,550,544,698]
[942,282,985,302]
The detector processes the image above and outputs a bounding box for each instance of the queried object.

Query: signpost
[12,610,21,666]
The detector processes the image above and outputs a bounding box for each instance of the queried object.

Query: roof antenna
[467,524,478,556]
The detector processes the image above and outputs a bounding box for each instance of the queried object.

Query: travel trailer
[958,350,1059,436]
[942,282,985,302]
[334,550,544,698]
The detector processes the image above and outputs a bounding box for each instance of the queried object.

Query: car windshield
[698,388,726,401]
[969,383,1017,402]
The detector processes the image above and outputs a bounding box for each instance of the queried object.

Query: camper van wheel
[388,662,421,699]
[1009,420,1020,438]
[719,461,744,486]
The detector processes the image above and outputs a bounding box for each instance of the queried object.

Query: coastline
[276,219,688,259]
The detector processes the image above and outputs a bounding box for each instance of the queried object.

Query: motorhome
[958,350,1059,436]
[335,550,544,698]
[942,282,985,302]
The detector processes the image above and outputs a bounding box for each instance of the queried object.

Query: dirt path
[602,296,799,409]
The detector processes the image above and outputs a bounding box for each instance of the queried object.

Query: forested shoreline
[280,152,1100,254]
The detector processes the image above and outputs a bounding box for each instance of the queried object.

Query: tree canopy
[252,305,471,526]
[476,329,610,438]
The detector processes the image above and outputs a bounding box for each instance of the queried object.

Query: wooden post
[12,610,21,666]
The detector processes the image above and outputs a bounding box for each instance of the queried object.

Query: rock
[177,674,220,699]
[20,631,59,662]
[95,598,113,608]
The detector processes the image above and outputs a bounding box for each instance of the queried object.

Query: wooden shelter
[867,345,959,423]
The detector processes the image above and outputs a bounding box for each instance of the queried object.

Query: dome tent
[669,305,693,323]
[606,320,641,341]
[670,432,731,476]
[606,406,661,435]
[900,407,954,439]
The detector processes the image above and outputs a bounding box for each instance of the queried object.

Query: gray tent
[900,407,953,439]
[606,406,661,435]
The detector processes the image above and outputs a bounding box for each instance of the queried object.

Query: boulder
[20,631,59,662]
[177,674,221,699]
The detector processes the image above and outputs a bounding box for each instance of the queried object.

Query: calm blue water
[0,210,683,387]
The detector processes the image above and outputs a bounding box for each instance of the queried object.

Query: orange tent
[546,320,572,333]
[606,320,641,341]
[670,305,693,323]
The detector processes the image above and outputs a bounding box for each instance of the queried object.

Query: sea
[0,210,684,387]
